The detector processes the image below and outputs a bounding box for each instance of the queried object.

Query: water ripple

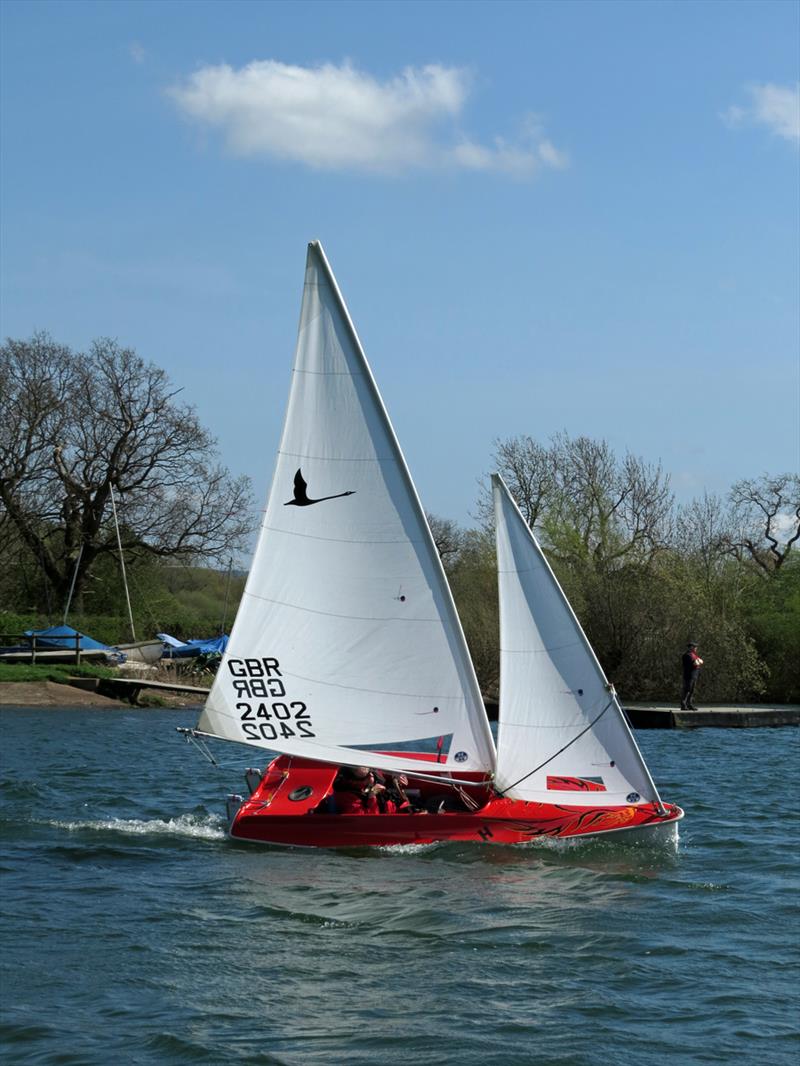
[1,709,798,1066]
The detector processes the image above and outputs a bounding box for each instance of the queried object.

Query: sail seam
[261,668,468,701]
[291,368,365,377]
[243,589,441,623]
[278,450,396,462]
[259,523,427,546]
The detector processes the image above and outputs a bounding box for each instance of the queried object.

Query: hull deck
[228,755,683,849]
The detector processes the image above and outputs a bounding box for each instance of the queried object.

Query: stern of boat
[226,794,244,826]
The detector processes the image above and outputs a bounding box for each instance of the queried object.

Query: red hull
[228,755,683,848]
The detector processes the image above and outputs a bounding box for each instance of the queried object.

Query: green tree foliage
[741,556,800,702]
[0,560,246,647]
[459,436,797,704]
[441,527,500,700]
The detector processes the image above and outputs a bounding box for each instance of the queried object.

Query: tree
[742,554,800,702]
[544,433,673,569]
[723,473,800,575]
[478,432,673,567]
[445,528,500,698]
[426,512,466,568]
[475,435,556,530]
[0,333,255,610]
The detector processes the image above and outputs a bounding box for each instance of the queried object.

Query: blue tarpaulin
[24,625,116,652]
[157,634,229,658]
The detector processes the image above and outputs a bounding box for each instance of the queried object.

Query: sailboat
[182,241,682,848]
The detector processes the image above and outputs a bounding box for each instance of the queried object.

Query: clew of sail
[492,474,663,807]
[197,242,496,777]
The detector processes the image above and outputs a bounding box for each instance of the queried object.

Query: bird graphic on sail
[284,468,355,507]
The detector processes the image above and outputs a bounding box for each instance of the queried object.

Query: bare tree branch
[0,333,256,606]
[722,473,800,574]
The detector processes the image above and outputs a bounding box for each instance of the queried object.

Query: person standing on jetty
[681,641,704,710]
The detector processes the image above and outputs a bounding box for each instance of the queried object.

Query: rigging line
[495,699,615,797]
[176,727,223,769]
[390,771,490,790]
[179,734,258,775]
[125,565,161,634]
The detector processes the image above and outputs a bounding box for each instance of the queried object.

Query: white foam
[45,813,227,841]
[376,841,444,854]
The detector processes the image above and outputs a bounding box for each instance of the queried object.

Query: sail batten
[197,242,495,774]
[493,473,663,808]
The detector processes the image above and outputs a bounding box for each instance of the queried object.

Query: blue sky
[1,0,798,532]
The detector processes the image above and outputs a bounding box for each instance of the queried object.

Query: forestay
[492,474,662,807]
[198,243,496,776]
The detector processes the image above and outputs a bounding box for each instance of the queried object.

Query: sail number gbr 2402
[228,658,315,741]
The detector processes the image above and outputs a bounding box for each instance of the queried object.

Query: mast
[219,557,233,635]
[62,544,84,626]
[110,484,136,642]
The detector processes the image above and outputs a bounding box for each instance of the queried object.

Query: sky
[1,0,798,539]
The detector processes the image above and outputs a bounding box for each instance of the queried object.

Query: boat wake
[518,826,680,852]
[375,841,446,855]
[43,812,227,842]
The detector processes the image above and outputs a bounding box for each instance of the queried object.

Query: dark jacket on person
[682,648,703,680]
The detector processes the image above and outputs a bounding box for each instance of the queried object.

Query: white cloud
[537,139,569,168]
[723,82,800,144]
[169,59,566,177]
[772,511,799,544]
[129,41,146,65]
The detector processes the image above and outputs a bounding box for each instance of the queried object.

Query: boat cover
[159,634,229,658]
[24,625,116,652]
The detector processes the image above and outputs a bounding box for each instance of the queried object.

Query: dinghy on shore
[181,242,682,847]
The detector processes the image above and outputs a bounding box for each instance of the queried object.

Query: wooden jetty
[623,703,800,729]
[68,676,210,705]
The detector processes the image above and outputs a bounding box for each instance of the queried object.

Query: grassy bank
[0,662,116,684]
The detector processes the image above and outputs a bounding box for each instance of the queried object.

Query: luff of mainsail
[492,474,663,807]
[197,243,496,777]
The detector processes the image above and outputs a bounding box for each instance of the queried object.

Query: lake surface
[1,707,798,1065]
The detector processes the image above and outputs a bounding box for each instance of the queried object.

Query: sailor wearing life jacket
[331,767,382,815]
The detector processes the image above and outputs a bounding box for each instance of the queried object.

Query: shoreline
[0,680,202,708]
[0,681,797,724]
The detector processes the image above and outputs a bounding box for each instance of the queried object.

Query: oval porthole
[288,786,314,802]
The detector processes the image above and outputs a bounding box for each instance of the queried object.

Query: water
[1,708,798,1066]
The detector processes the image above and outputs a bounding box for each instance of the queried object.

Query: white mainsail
[198,243,496,776]
[492,474,662,807]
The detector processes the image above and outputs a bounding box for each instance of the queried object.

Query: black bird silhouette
[284,468,355,507]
